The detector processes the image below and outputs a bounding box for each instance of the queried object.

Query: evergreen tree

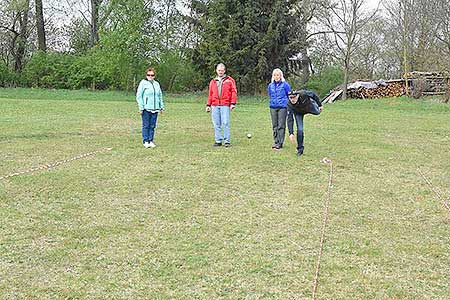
[192,0,302,94]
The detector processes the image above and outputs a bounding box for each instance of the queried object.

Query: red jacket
[207,76,238,106]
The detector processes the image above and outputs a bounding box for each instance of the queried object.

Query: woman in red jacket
[205,63,238,147]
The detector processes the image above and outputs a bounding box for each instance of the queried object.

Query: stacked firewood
[323,72,450,102]
[406,71,449,95]
[348,81,406,99]
[407,71,448,78]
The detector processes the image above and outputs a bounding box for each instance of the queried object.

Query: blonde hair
[271,68,285,82]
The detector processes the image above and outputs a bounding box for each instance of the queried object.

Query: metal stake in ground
[312,157,334,300]
[0,147,113,181]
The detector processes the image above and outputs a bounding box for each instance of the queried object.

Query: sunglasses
[147,74,155,77]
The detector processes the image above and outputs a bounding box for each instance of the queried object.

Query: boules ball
[247,133,252,139]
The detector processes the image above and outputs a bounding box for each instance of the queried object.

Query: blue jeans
[293,113,305,152]
[211,106,230,143]
[294,103,320,152]
[141,110,158,143]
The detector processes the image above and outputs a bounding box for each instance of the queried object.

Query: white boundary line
[0,147,113,181]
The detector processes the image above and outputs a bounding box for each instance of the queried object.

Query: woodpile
[322,71,450,103]
[347,80,406,99]
[407,71,449,96]
[322,79,407,103]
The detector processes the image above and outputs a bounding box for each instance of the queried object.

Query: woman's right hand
[138,110,143,115]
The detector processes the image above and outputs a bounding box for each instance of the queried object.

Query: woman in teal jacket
[136,67,165,148]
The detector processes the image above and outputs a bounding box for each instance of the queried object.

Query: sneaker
[271,144,277,149]
[213,142,222,147]
[143,142,150,148]
[296,150,303,156]
[224,142,231,147]
[149,141,156,148]
[275,144,281,150]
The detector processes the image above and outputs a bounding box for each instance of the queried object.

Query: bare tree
[15,0,30,71]
[285,0,331,85]
[0,0,32,71]
[351,16,384,79]
[435,0,450,69]
[59,0,108,48]
[316,0,379,99]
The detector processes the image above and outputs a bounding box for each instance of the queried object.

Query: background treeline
[1,0,450,97]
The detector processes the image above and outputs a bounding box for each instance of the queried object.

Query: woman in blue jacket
[136,67,165,148]
[267,68,291,150]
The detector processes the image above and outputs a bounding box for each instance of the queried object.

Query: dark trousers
[270,108,287,147]
[142,110,158,143]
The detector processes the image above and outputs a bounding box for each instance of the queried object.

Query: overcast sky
[365,0,382,9]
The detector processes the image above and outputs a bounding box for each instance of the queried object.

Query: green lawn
[0,89,449,299]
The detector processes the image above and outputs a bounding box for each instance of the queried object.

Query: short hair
[271,68,285,82]
[216,63,226,70]
[146,67,156,74]
[288,90,304,97]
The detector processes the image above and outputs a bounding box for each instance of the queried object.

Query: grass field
[0,89,449,299]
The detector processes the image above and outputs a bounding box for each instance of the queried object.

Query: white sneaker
[143,142,150,148]
[148,141,156,148]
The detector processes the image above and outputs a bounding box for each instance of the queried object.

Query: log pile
[322,79,407,103]
[322,71,450,103]
[347,80,406,99]
[407,71,450,96]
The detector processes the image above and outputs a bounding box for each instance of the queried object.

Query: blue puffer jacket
[267,81,291,109]
[136,79,164,111]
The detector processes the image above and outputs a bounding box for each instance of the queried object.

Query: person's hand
[289,134,295,143]
[160,109,164,115]
[138,110,143,115]
[230,104,236,110]
[205,106,211,113]
[319,106,324,112]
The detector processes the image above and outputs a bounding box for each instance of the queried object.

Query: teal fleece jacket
[136,79,165,111]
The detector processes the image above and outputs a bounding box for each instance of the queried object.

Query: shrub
[22,51,75,89]
[305,66,344,98]
[153,50,204,93]
[0,62,18,87]
[68,51,111,90]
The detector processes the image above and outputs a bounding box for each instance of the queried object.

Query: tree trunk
[90,0,100,47]
[35,0,46,51]
[401,0,409,95]
[14,0,30,72]
[300,48,311,85]
[342,61,349,100]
